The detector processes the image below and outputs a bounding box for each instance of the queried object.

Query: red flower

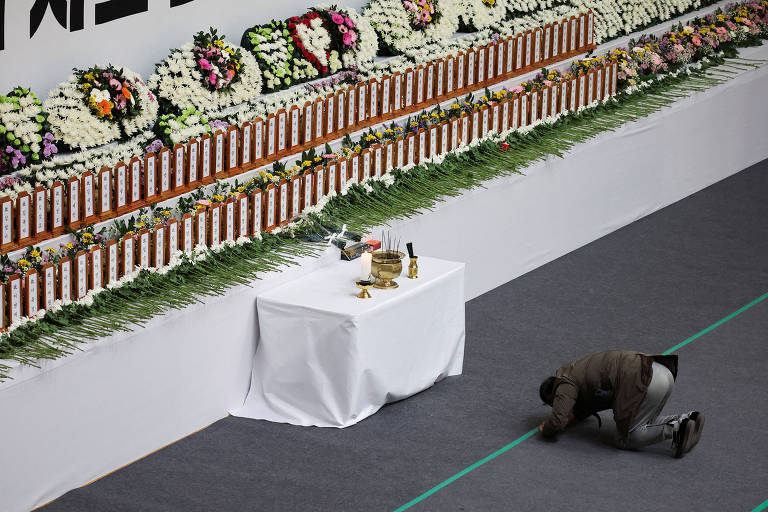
[499,142,510,151]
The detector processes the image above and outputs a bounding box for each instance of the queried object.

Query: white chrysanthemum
[363,0,460,55]
[455,0,509,31]
[149,41,262,114]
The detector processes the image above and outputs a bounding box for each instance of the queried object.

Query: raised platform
[1,44,767,512]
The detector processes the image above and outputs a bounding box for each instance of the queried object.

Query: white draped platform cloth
[234,256,466,427]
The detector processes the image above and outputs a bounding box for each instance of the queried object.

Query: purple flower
[145,139,164,154]
[491,33,500,43]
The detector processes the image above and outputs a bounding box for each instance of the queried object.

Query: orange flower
[98,99,113,116]
[122,88,132,100]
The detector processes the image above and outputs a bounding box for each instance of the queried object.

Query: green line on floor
[393,291,768,511]
[663,291,768,355]
[392,428,537,512]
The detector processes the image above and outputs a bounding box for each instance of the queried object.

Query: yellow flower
[30,249,41,258]
[161,210,172,217]
[314,156,322,162]
[353,145,362,153]
[375,132,383,138]
[65,243,75,250]
[237,186,246,192]
[135,222,145,228]
[124,230,135,237]
[214,40,224,48]
[212,194,224,202]
[17,259,30,268]
[82,232,93,240]
[365,134,375,141]
[228,191,238,197]
[302,160,312,167]
[451,103,460,109]
[194,204,205,211]
[153,217,161,224]
[46,247,56,254]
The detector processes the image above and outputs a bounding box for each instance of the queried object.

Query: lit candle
[361,251,372,281]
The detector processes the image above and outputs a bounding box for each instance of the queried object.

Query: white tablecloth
[234,256,466,427]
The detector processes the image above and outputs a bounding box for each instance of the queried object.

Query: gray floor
[43,158,768,512]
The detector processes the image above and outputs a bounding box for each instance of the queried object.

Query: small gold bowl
[371,250,405,289]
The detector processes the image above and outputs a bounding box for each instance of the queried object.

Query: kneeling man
[538,350,704,457]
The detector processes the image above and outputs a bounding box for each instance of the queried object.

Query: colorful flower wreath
[193,28,244,92]
[76,65,143,123]
[404,0,442,30]
[287,12,332,74]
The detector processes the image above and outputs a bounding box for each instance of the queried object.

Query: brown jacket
[542,350,678,438]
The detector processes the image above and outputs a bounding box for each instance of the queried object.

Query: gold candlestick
[356,280,373,299]
[408,256,418,279]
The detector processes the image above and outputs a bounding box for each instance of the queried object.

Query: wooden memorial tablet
[435,60,445,100]
[374,144,383,177]
[276,109,288,156]
[187,138,200,186]
[288,105,300,152]
[446,55,456,96]
[166,218,179,259]
[8,274,21,324]
[496,39,505,78]
[480,106,489,138]
[492,103,500,134]
[327,161,338,194]
[136,228,150,268]
[253,117,266,166]
[180,213,194,253]
[392,72,403,114]
[549,84,558,117]
[313,166,325,203]
[195,208,207,247]
[466,49,476,89]
[501,99,510,132]
[208,203,221,247]
[235,194,249,238]
[265,114,277,160]
[314,99,325,144]
[158,146,172,197]
[384,140,394,174]
[73,250,88,300]
[611,62,618,96]
[290,174,302,219]
[514,34,524,71]
[450,117,459,151]
[487,43,495,82]
[569,16,577,55]
[405,133,416,166]
[105,239,118,285]
[460,112,470,146]
[81,170,97,224]
[335,90,346,135]
[532,90,540,123]
[570,75,579,111]
[458,52,468,92]
[67,176,81,228]
[395,137,405,169]
[325,94,336,139]
[16,191,32,246]
[349,154,360,184]
[439,120,449,155]
[597,66,605,101]
[361,148,371,180]
[98,167,113,220]
[478,46,487,85]
[172,143,186,193]
[428,124,438,158]
[540,88,548,120]
[24,268,39,318]
[143,152,157,202]
[543,25,552,62]
[213,129,226,176]
[578,13,586,50]
[50,181,64,236]
[0,282,5,330]
[128,156,143,207]
[553,21,561,59]
[357,82,367,126]
[302,170,313,210]
[42,262,56,310]
[380,75,391,117]
[579,73,587,108]
[226,125,239,174]
[470,109,480,142]
[223,199,236,242]
[89,245,103,291]
[338,159,348,190]
[149,224,164,269]
[505,37,515,76]
[58,256,73,302]
[415,65,425,106]
[346,85,356,130]
[33,185,47,240]
[251,189,264,235]
[240,121,253,171]
[277,179,289,227]
[533,29,542,66]
[404,69,414,111]
[120,236,134,277]
[588,69,596,104]
[521,93,530,128]
[301,103,313,147]
[525,31,534,70]
[559,82,568,114]
[587,11,595,47]
[369,79,379,124]
[511,95,520,130]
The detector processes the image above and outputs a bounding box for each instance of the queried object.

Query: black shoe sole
[686,412,705,453]
[674,419,695,458]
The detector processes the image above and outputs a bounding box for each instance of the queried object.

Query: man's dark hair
[539,376,557,405]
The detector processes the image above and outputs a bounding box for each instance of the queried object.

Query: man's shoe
[686,411,705,453]
[672,418,695,458]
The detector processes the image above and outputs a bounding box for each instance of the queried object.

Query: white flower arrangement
[313,5,379,69]
[149,39,262,114]
[363,0,461,55]
[295,16,333,68]
[44,68,157,151]
[455,0,509,32]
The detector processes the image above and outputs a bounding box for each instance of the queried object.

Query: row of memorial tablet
[0,63,618,328]
[0,13,599,254]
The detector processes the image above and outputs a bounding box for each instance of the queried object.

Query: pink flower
[209,72,218,85]
[674,43,684,53]
[198,58,213,71]
[331,12,344,24]
[404,1,415,11]
[343,31,355,46]
[344,16,355,28]
[196,199,211,207]
[225,69,234,81]
[421,10,430,20]
[510,85,524,94]
[716,26,727,34]
[691,36,702,47]
[543,80,553,86]
[109,78,122,90]
[339,24,348,34]
[417,0,427,5]
[429,3,435,13]
[651,53,662,66]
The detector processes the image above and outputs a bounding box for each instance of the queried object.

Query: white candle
[361,251,372,281]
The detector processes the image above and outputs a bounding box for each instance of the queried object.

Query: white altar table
[234,256,466,427]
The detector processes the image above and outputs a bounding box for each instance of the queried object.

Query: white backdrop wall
[0,0,368,95]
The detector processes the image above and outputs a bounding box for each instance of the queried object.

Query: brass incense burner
[371,250,405,289]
